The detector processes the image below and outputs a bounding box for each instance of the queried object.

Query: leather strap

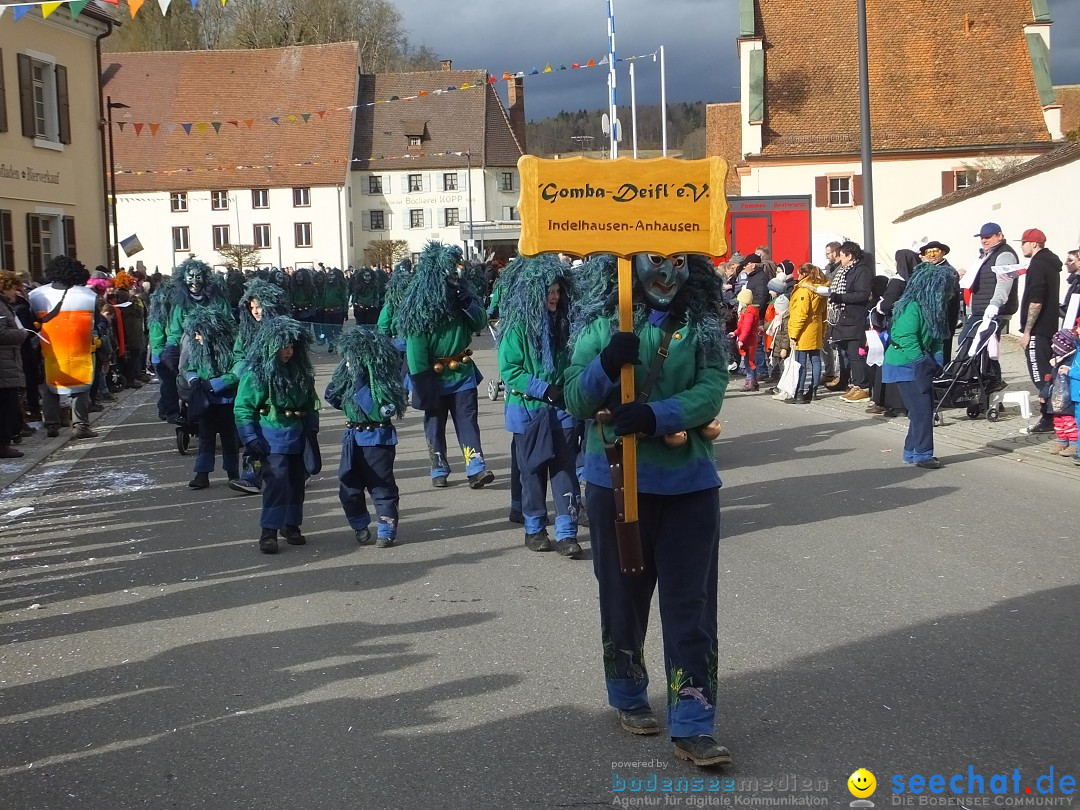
[635,314,681,404]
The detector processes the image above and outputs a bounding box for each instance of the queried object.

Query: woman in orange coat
[786,264,830,403]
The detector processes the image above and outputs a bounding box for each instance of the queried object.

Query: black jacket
[1020,248,1062,337]
[830,260,873,341]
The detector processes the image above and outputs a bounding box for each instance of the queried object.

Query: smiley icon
[848,769,876,798]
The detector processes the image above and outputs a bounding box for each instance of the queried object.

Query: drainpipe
[95,18,113,268]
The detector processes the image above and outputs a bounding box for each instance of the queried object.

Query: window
[172,226,189,252]
[409,136,422,148]
[170,192,187,212]
[27,214,67,279]
[211,190,229,210]
[253,224,270,249]
[443,173,458,192]
[295,222,312,248]
[501,206,519,221]
[212,225,230,249]
[251,188,269,209]
[828,177,852,207]
[293,187,310,207]
[368,175,383,194]
[444,208,460,227]
[369,210,385,231]
[18,54,71,145]
[408,174,423,193]
[409,209,424,229]
[501,172,515,192]
[0,211,14,270]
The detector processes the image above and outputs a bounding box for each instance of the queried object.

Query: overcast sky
[398,0,1080,122]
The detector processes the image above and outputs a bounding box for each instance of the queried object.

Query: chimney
[506,76,526,152]
[439,59,452,72]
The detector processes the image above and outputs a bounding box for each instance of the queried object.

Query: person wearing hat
[732,287,761,391]
[918,241,961,363]
[1018,228,1062,434]
[956,223,1019,390]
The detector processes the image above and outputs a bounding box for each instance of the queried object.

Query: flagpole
[607,0,618,159]
[659,46,668,156]
[629,61,638,159]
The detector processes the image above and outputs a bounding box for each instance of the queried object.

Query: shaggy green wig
[495,254,573,374]
[238,278,291,347]
[183,306,238,377]
[893,261,952,340]
[328,328,408,420]
[569,253,728,368]
[166,257,224,309]
[244,316,316,406]
[382,258,414,314]
[396,241,461,337]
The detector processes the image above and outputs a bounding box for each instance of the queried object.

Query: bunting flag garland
[0,0,224,21]
[111,150,491,178]
[41,2,62,18]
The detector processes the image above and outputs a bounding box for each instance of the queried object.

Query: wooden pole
[617,256,637,522]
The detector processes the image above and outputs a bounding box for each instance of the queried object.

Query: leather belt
[346,420,390,431]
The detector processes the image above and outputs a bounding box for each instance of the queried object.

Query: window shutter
[426,209,432,230]
[27,214,42,280]
[403,210,411,230]
[400,175,408,194]
[941,171,956,196]
[502,206,512,220]
[361,211,370,231]
[814,176,828,208]
[0,49,8,133]
[0,210,13,270]
[17,53,34,138]
[55,64,70,145]
[423,174,431,192]
[458,171,465,191]
[852,175,863,207]
[63,216,76,258]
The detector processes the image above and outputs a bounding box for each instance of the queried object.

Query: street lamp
[856,0,875,261]
[106,96,129,271]
[464,150,474,260]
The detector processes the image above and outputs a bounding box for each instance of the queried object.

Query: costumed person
[234,316,320,554]
[28,256,99,440]
[867,249,920,418]
[564,253,731,768]
[401,242,494,489]
[110,271,147,390]
[376,258,414,345]
[324,327,408,548]
[350,266,382,326]
[881,261,952,469]
[289,267,319,336]
[487,257,524,521]
[1045,329,1078,457]
[180,307,240,489]
[318,267,348,352]
[229,278,291,495]
[496,254,583,557]
[148,257,231,424]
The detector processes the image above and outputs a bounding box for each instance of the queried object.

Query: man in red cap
[1019,228,1062,434]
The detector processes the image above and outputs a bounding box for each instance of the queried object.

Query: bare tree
[218,243,263,272]
[366,239,408,268]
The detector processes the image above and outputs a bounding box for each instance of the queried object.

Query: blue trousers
[261,452,306,530]
[897,358,937,463]
[239,451,264,489]
[587,483,721,738]
[509,438,522,513]
[513,426,578,540]
[423,387,488,479]
[194,403,239,475]
[338,436,399,539]
[795,349,822,395]
[156,344,181,420]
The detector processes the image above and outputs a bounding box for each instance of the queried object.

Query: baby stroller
[174,374,201,455]
[486,318,505,401]
[932,316,1006,425]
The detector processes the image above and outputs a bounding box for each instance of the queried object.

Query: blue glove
[209,376,228,393]
[611,402,656,436]
[600,332,641,381]
[244,439,268,460]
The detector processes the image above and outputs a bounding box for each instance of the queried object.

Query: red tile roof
[705,102,743,194]
[103,43,360,193]
[352,69,523,171]
[1056,85,1080,137]
[751,0,1051,157]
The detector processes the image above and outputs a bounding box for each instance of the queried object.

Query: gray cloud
[398,0,1080,120]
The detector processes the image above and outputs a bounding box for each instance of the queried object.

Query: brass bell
[460,355,471,364]
[433,362,444,374]
[698,419,722,440]
[464,348,474,357]
[449,360,460,371]
[664,431,688,448]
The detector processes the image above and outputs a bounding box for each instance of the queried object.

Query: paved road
[1,334,1077,809]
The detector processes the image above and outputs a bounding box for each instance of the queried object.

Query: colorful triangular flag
[300,113,310,122]
[244,119,254,128]
[68,0,89,16]
[211,122,222,133]
[128,0,144,17]
[270,117,280,125]
[13,6,32,21]
[157,0,172,13]
[228,120,238,128]
[117,121,126,132]
[42,3,63,18]
[196,122,208,133]
[134,123,144,136]
[586,58,596,67]
[149,123,160,136]
[543,65,552,73]
[181,123,193,135]
[164,122,176,135]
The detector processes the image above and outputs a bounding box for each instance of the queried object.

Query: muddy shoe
[431,475,448,488]
[72,425,99,440]
[375,536,396,548]
[283,525,307,545]
[553,539,583,558]
[259,529,279,554]
[46,426,60,438]
[673,736,733,767]
[355,527,373,546]
[524,531,552,552]
[508,509,525,525]
[618,707,659,736]
[188,472,210,489]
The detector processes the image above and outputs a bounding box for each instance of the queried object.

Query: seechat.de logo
[848,768,877,808]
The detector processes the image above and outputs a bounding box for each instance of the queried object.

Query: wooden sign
[517,156,729,258]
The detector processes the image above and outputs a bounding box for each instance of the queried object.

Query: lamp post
[856,0,875,261]
[464,150,474,260]
[106,96,129,271]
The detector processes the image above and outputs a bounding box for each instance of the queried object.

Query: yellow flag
[543,65,552,73]
[42,2,63,18]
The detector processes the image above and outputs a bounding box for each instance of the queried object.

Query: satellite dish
[601,113,611,135]
[614,119,622,143]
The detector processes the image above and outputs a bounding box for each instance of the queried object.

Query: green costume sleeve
[377,302,394,336]
[405,333,432,376]
[149,320,166,356]
[497,325,536,397]
[233,374,266,428]
[564,319,611,420]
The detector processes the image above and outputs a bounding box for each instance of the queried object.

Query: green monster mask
[633,253,689,310]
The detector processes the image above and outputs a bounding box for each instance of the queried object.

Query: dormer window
[409,136,422,148]
[402,119,428,148]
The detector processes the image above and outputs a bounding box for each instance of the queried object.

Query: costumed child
[180,307,240,489]
[351,266,382,326]
[1044,329,1078,457]
[318,268,349,352]
[324,328,408,548]
[228,278,291,496]
[376,258,414,346]
[731,288,760,391]
[234,316,320,554]
[401,241,494,489]
[564,253,731,768]
[496,253,583,558]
